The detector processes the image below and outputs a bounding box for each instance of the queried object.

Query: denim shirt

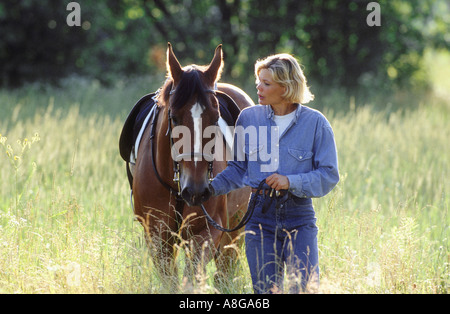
[211,104,339,198]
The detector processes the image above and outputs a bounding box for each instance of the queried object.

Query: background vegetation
[0,76,448,293]
[0,0,448,293]
[1,0,449,89]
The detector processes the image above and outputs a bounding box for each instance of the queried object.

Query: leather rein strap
[199,179,267,233]
[150,105,186,226]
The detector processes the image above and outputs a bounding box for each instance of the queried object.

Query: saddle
[119,92,157,163]
[119,89,242,189]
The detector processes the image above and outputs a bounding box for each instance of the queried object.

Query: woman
[211,54,339,293]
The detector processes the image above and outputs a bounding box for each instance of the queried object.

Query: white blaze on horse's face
[190,102,204,165]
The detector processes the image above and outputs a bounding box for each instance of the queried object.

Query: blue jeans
[245,194,319,294]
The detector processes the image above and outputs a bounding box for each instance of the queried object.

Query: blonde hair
[255,53,314,104]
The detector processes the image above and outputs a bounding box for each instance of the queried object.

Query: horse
[131,43,253,285]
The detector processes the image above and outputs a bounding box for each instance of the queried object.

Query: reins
[199,179,292,233]
[199,179,266,233]
[149,97,185,226]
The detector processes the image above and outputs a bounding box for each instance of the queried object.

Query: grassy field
[0,76,448,293]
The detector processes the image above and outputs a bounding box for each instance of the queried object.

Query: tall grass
[317,100,449,293]
[0,77,448,293]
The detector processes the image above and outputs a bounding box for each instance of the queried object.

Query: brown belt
[251,188,288,197]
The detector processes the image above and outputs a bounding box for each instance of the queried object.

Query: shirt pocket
[287,148,314,172]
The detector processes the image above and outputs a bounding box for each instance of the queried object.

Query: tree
[1,0,448,89]
[0,0,88,85]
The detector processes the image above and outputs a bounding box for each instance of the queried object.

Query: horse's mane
[161,66,213,111]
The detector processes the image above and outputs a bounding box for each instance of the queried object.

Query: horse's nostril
[181,187,191,202]
[202,187,212,202]
[181,186,212,206]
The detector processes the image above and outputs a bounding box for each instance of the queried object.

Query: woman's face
[256,68,286,106]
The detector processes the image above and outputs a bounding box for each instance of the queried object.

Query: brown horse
[132,43,253,284]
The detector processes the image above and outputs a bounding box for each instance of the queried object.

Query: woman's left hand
[266,173,290,191]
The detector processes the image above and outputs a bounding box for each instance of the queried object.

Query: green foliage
[0,0,88,85]
[0,0,448,89]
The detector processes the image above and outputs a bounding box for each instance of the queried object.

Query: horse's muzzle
[181,185,212,207]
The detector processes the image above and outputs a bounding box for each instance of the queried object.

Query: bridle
[148,87,219,229]
[166,87,217,194]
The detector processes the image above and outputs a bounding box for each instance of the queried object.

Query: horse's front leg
[137,209,180,291]
[213,191,249,292]
[213,216,246,292]
[180,217,221,289]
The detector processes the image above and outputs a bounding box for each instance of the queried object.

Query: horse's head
[161,43,223,206]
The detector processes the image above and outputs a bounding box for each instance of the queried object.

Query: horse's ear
[205,44,224,85]
[167,42,183,84]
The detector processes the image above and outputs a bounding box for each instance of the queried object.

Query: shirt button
[299,156,303,159]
